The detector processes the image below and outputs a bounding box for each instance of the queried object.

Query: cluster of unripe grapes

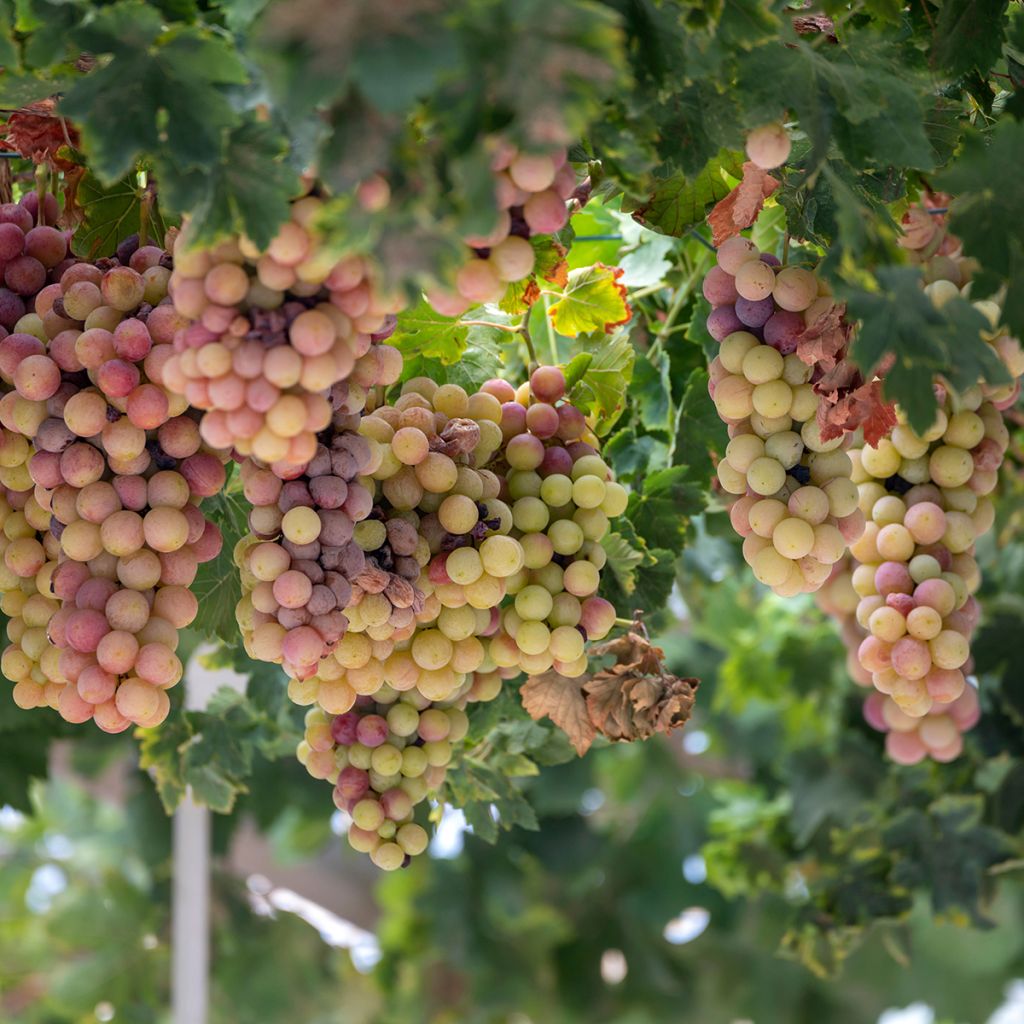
[163,197,404,475]
[0,221,224,729]
[705,237,864,595]
[484,367,622,676]
[427,142,575,315]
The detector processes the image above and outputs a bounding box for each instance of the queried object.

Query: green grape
[540,474,573,507]
[515,584,555,621]
[512,496,550,532]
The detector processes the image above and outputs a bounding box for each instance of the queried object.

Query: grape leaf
[567,331,635,436]
[625,148,744,237]
[392,298,473,363]
[931,0,1009,78]
[157,120,301,250]
[71,172,170,258]
[499,237,569,315]
[841,267,1010,432]
[707,162,779,246]
[519,672,595,756]
[626,466,702,554]
[600,530,645,599]
[671,367,726,487]
[61,13,247,182]
[937,120,1024,337]
[192,483,248,644]
[546,263,631,338]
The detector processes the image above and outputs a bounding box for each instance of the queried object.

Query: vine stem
[34,163,48,226]
[541,295,558,364]
[521,310,539,370]
[781,230,791,266]
[648,264,702,362]
[139,185,153,247]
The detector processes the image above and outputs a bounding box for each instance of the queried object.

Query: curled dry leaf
[585,629,698,743]
[707,162,779,247]
[792,14,838,42]
[431,418,481,458]
[2,101,81,171]
[818,378,897,446]
[519,621,699,756]
[795,301,851,372]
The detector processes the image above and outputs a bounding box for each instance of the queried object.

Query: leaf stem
[648,264,701,362]
[460,319,522,333]
[521,310,539,369]
[34,164,48,226]
[541,295,558,364]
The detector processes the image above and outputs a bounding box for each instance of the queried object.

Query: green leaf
[62,15,247,182]
[932,0,1009,77]
[938,120,1024,338]
[738,40,933,172]
[547,264,632,338]
[562,351,593,390]
[625,465,702,553]
[624,148,743,237]
[499,236,569,316]
[192,483,248,644]
[671,367,727,486]
[158,120,301,249]
[393,298,474,364]
[71,172,170,259]
[842,267,1010,432]
[567,331,635,436]
[600,530,644,597]
[351,28,458,114]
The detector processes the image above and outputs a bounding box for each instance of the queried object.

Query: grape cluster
[298,692,469,870]
[163,196,404,475]
[706,238,863,595]
[426,142,576,315]
[484,366,623,677]
[849,396,1005,723]
[0,240,225,729]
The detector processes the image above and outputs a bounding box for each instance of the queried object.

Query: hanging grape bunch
[426,141,577,315]
[705,235,864,596]
[0,213,225,730]
[162,193,404,476]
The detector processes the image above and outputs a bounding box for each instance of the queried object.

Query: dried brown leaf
[707,163,779,247]
[520,672,595,756]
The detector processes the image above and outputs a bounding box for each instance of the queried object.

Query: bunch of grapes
[848,393,1007,722]
[481,366,623,678]
[0,244,225,729]
[426,142,576,315]
[162,196,404,476]
[705,237,864,595]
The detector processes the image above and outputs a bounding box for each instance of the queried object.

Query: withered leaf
[520,672,595,756]
[707,162,779,247]
[795,301,851,371]
[520,622,699,755]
